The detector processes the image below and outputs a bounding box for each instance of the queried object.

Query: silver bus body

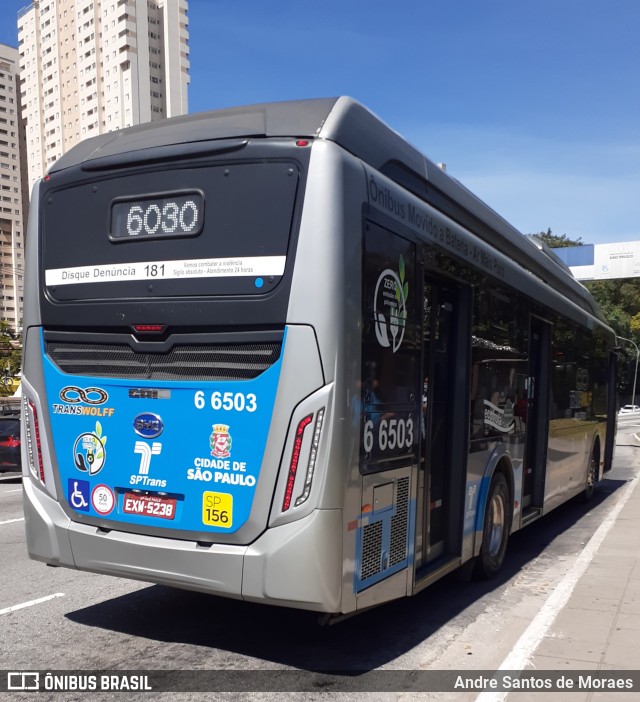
[22,98,616,614]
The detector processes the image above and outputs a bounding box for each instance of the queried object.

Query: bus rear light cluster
[282,414,313,512]
[295,408,324,507]
[24,397,45,484]
[132,324,166,334]
[281,408,325,512]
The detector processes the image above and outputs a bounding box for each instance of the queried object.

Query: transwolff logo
[60,386,109,405]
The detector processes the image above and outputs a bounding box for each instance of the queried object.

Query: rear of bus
[21,100,358,613]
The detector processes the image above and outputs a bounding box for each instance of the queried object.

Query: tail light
[281,408,326,512]
[282,414,313,512]
[295,408,324,507]
[24,396,45,484]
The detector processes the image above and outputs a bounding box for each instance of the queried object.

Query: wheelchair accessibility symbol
[67,478,90,512]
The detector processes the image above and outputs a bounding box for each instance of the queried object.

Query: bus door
[603,349,617,472]
[522,316,551,518]
[419,276,471,569]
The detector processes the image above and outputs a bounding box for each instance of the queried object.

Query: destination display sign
[110,191,204,240]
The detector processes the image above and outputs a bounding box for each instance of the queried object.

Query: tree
[531,229,640,341]
[0,320,21,398]
[582,279,640,342]
[532,228,583,249]
[531,228,640,402]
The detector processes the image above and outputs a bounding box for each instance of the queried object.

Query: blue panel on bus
[551,244,594,267]
[353,496,416,593]
[41,330,285,535]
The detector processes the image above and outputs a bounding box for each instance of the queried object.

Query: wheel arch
[474,450,516,548]
[590,430,603,482]
[583,429,603,502]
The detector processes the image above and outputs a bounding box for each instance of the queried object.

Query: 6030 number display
[111,192,203,240]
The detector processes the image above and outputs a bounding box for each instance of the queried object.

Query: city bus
[21,97,617,616]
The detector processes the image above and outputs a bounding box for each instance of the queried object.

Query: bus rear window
[42,161,299,301]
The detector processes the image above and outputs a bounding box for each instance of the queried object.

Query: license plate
[123,493,176,520]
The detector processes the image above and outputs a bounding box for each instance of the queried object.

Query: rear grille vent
[46,341,282,381]
[360,521,383,581]
[358,475,411,590]
[389,477,409,567]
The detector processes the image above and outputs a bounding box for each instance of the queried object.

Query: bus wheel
[582,448,598,502]
[475,472,510,579]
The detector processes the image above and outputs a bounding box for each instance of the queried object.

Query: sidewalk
[524,442,640,690]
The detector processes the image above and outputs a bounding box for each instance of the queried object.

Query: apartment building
[0,43,25,337]
[18,0,190,193]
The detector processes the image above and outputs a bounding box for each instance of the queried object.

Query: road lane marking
[2,488,23,494]
[0,517,24,525]
[0,593,65,616]
[475,474,639,702]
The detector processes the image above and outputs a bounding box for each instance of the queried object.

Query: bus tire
[582,445,599,502]
[475,472,511,579]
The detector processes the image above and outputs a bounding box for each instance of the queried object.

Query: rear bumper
[23,477,343,612]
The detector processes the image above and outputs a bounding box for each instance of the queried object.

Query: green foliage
[532,228,584,249]
[583,278,640,343]
[630,312,640,336]
[531,229,640,343]
[532,228,640,400]
[0,320,21,398]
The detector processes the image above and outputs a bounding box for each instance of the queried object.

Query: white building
[18,0,190,193]
[0,43,25,336]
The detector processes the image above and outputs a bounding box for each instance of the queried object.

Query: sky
[1,0,638,244]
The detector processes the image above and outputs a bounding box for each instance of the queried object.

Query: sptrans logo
[135,441,162,474]
[130,441,166,488]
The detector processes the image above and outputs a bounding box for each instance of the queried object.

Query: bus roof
[48,96,606,324]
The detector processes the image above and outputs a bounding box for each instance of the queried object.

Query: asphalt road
[1,420,638,701]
